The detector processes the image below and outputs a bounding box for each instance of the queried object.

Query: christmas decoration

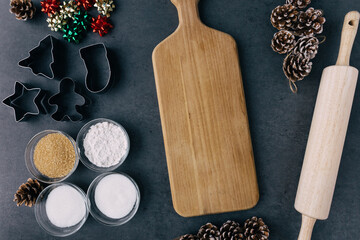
[59,0,79,20]
[62,22,84,43]
[76,0,93,10]
[294,7,326,36]
[179,234,199,240]
[270,1,325,93]
[292,35,319,59]
[94,0,115,18]
[47,11,67,31]
[197,223,220,240]
[283,53,312,92]
[73,10,91,31]
[286,0,311,9]
[41,0,60,17]
[271,30,296,54]
[270,4,298,30]
[9,0,36,20]
[243,217,269,240]
[13,178,44,207]
[220,220,244,240]
[91,15,113,36]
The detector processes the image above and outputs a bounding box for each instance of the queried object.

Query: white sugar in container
[35,183,89,237]
[87,172,140,226]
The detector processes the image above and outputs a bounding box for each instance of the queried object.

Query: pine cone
[9,0,35,20]
[292,36,319,59]
[220,220,244,240]
[271,30,296,54]
[283,53,312,83]
[270,4,298,30]
[294,8,326,36]
[243,217,270,240]
[286,0,311,9]
[198,223,220,240]
[13,178,44,207]
[180,234,199,240]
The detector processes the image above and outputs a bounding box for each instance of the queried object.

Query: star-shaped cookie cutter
[2,82,43,122]
[18,35,56,79]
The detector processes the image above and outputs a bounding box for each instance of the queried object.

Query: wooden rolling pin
[295,11,360,240]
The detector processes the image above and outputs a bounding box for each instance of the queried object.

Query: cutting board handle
[171,0,201,27]
[336,11,360,66]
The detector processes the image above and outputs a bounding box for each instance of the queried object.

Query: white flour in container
[45,185,86,228]
[83,121,129,167]
[95,174,138,219]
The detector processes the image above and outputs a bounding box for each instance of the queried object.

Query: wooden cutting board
[152,0,258,217]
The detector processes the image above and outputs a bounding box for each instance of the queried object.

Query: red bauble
[40,0,60,16]
[76,0,94,10]
[91,15,113,37]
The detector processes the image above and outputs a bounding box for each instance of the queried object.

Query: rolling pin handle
[336,11,360,66]
[298,215,317,240]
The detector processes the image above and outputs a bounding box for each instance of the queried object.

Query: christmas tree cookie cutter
[48,78,86,121]
[18,35,56,79]
[79,43,112,93]
[2,82,44,122]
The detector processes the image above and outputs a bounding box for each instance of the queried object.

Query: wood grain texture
[295,11,360,240]
[152,0,258,217]
[336,11,360,65]
[295,66,359,219]
[298,215,316,240]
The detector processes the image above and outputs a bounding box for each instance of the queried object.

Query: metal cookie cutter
[18,35,56,79]
[48,78,86,122]
[2,82,43,122]
[79,43,112,93]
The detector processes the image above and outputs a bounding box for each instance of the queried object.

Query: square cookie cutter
[18,35,56,79]
[2,82,44,122]
[79,43,112,93]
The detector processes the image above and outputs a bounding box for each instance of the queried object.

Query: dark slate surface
[1,0,360,239]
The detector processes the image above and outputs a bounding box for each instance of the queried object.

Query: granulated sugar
[95,174,138,219]
[45,185,86,228]
[83,121,129,167]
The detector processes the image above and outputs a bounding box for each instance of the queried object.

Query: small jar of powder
[87,172,140,226]
[76,118,130,172]
[35,183,89,237]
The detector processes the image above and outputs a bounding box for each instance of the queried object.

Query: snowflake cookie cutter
[79,43,112,94]
[2,82,44,122]
[18,35,57,79]
[48,78,86,121]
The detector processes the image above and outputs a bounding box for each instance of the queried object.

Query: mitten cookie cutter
[2,82,43,122]
[79,43,112,93]
[18,35,56,79]
[48,78,86,121]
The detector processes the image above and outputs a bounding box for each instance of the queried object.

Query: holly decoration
[40,0,60,16]
[41,0,115,42]
[59,0,79,20]
[94,0,115,17]
[47,11,67,31]
[91,15,113,36]
[62,22,84,43]
[73,10,91,31]
[76,0,93,10]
